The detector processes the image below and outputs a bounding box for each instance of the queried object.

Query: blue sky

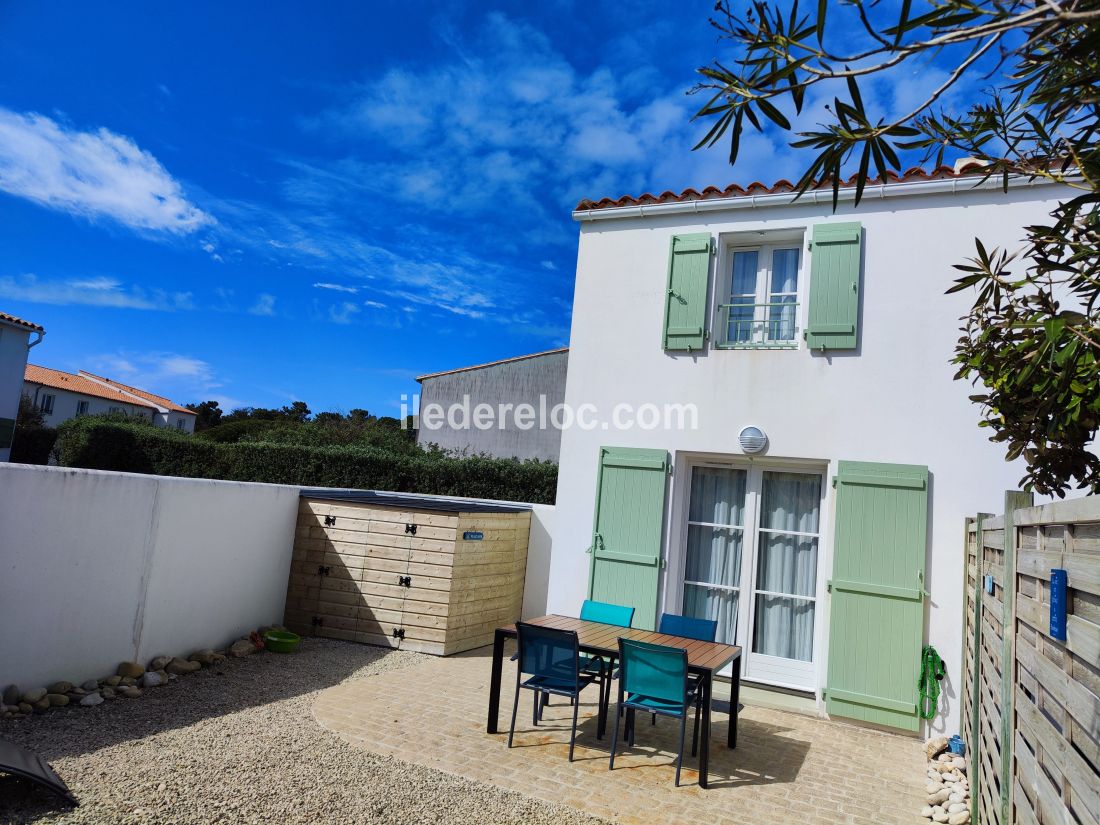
[0,1,968,415]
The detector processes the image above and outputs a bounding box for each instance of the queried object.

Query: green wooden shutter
[825,461,929,732]
[587,446,668,630]
[0,417,14,450]
[805,222,862,350]
[662,233,712,352]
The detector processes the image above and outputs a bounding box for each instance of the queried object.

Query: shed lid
[300,489,531,514]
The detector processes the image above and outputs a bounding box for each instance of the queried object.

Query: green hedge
[10,427,58,464]
[55,418,557,504]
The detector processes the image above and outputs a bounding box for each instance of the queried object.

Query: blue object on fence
[1050,568,1068,641]
[984,574,995,594]
[948,734,966,756]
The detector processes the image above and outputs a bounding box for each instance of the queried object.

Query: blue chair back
[580,599,635,628]
[619,638,688,706]
[658,613,718,642]
[516,622,580,685]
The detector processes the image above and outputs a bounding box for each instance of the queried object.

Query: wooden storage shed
[284,490,531,655]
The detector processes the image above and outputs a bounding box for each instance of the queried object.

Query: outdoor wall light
[739,426,768,454]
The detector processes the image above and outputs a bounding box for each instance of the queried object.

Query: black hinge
[405,523,417,535]
[323,515,336,526]
[317,565,331,576]
[311,616,324,628]
[398,575,412,588]
[392,628,405,640]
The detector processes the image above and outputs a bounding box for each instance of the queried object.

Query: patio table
[486,614,741,788]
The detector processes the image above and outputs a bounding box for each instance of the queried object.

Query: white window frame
[76,400,89,416]
[715,233,806,350]
[665,454,829,693]
[38,393,55,415]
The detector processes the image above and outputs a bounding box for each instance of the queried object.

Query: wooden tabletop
[500,614,741,673]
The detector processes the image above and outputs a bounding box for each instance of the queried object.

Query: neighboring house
[23,365,197,433]
[546,164,1069,737]
[0,312,45,461]
[416,348,568,461]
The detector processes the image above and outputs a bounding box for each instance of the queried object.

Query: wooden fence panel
[963,495,1100,825]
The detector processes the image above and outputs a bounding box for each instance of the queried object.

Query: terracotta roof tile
[78,371,195,415]
[0,311,44,332]
[25,364,158,410]
[573,162,992,212]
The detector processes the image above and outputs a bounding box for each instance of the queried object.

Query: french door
[679,463,824,690]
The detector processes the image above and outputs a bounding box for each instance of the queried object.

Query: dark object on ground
[0,737,77,805]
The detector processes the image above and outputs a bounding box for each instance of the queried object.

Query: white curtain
[683,468,746,645]
[752,472,820,662]
[768,247,799,341]
[728,251,759,342]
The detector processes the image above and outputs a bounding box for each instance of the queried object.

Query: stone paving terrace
[314,641,927,825]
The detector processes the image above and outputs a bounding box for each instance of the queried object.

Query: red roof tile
[78,371,196,415]
[574,163,991,212]
[25,364,158,410]
[0,311,44,332]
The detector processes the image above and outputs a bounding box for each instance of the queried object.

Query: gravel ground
[0,639,608,825]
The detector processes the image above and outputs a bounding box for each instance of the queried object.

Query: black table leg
[699,669,712,789]
[487,629,505,734]
[728,655,740,749]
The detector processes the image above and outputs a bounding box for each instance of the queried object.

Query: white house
[0,311,45,461]
[23,365,197,433]
[546,165,1068,737]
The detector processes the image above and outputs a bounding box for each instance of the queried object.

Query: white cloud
[0,273,193,311]
[88,351,226,405]
[0,107,212,234]
[313,282,359,294]
[540,260,557,271]
[249,293,277,316]
[328,301,361,324]
[363,300,386,309]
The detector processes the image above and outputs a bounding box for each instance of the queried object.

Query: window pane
[684,524,743,587]
[770,248,799,294]
[757,532,818,597]
[767,297,797,341]
[760,472,821,533]
[731,250,758,296]
[685,584,739,646]
[688,467,746,525]
[752,595,814,661]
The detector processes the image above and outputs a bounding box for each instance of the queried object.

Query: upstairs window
[720,243,802,348]
[37,393,55,414]
[76,400,89,416]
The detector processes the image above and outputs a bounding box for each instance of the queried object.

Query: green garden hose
[918,645,945,721]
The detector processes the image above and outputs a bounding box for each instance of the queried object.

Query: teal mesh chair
[509,622,605,761]
[580,599,635,627]
[608,638,701,786]
[540,600,634,724]
[651,613,717,727]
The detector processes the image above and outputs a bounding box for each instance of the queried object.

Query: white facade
[24,382,155,427]
[548,177,1068,735]
[0,317,42,461]
[23,367,196,433]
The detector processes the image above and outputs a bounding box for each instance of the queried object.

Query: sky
[0,1,974,415]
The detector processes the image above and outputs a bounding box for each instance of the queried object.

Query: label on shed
[462,531,484,541]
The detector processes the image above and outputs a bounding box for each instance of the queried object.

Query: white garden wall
[0,464,554,691]
[0,464,300,689]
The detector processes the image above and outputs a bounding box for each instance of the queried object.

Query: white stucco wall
[0,464,300,689]
[23,382,154,427]
[0,325,32,461]
[549,181,1070,736]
